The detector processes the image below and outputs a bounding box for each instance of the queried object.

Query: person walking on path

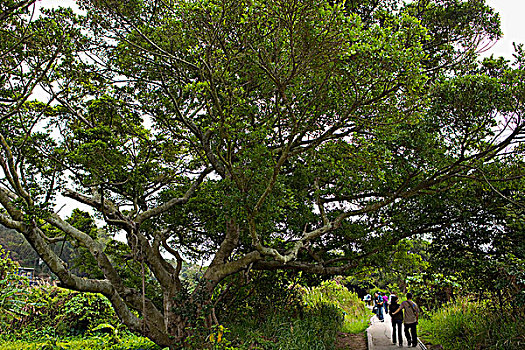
[392,292,420,347]
[383,292,389,314]
[364,293,372,306]
[375,292,384,321]
[389,295,403,347]
[367,304,405,350]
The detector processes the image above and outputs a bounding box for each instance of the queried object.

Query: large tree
[1,0,524,347]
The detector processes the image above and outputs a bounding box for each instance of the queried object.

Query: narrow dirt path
[335,332,367,350]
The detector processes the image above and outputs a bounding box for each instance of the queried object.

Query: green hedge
[303,280,369,333]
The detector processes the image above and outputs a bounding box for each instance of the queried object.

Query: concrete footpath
[366,308,425,350]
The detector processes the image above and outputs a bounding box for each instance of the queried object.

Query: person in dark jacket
[389,295,403,346]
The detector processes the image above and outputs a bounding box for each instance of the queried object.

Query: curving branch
[135,167,212,224]
[0,0,35,23]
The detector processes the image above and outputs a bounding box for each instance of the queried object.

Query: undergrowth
[0,278,369,350]
[1,286,119,338]
[419,297,525,350]
[214,280,369,350]
[225,303,343,350]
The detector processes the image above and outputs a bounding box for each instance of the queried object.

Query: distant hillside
[0,225,39,267]
[0,225,75,276]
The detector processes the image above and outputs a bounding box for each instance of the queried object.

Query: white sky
[485,0,525,59]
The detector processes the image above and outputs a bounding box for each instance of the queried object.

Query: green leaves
[429,72,519,155]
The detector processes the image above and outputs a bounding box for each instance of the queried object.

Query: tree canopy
[0,0,524,347]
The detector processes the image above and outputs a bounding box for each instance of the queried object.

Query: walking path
[366,308,426,350]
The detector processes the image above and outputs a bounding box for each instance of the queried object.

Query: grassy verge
[341,316,369,334]
[418,297,525,350]
[226,304,343,350]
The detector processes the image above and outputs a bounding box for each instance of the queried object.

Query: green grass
[303,281,370,334]
[225,304,343,350]
[341,315,369,334]
[418,297,525,350]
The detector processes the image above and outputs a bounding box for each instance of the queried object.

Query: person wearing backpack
[374,292,384,322]
[389,295,403,346]
[392,292,420,347]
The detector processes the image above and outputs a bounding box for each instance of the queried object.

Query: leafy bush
[209,279,368,349]
[304,280,369,333]
[3,286,119,339]
[56,291,117,335]
[215,270,304,323]
[405,272,462,312]
[419,297,525,349]
[0,282,158,350]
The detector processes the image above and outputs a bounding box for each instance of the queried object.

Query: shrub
[217,279,368,349]
[215,270,304,323]
[56,291,117,335]
[4,286,119,338]
[0,333,160,350]
[304,280,369,334]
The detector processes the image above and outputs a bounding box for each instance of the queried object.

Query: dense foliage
[0,286,119,339]
[0,245,160,348]
[0,245,30,327]
[0,0,524,348]
[215,280,366,350]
